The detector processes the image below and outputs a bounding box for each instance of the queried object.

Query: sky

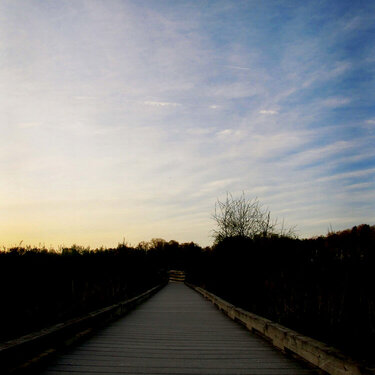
[1,0,375,248]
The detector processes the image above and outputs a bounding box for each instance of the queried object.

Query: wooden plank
[54,357,312,369]
[40,283,318,375]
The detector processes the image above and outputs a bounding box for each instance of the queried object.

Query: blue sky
[1,0,374,247]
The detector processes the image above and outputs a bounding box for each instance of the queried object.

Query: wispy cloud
[322,97,351,107]
[1,0,374,247]
[259,110,278,115]
[225,65,251,70]
[18,122,42,128]
[143,101,181,107]
[344,16,362,31]
[216,128,243,138]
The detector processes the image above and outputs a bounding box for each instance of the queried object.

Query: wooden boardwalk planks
[39,283,318,375]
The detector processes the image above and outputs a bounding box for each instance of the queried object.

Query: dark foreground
[39,283,317,375]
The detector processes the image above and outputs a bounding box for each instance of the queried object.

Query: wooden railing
[0,282,167,374]
[186,283,374,375]
[168,270,186,282]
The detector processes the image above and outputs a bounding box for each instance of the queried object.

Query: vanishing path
[40,283,318,374]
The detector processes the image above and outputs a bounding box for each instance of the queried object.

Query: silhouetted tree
[212,193,295,243]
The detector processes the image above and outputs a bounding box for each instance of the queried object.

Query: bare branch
[212,193,296,243]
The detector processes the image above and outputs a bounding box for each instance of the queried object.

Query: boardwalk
[40,283,318,375]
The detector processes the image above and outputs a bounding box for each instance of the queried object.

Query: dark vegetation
[1,196,374,363]
[200,194,375,362]
[0,244,167,342]
[188,225,375,362]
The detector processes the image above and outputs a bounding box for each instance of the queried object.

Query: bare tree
[212,193,295,243]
